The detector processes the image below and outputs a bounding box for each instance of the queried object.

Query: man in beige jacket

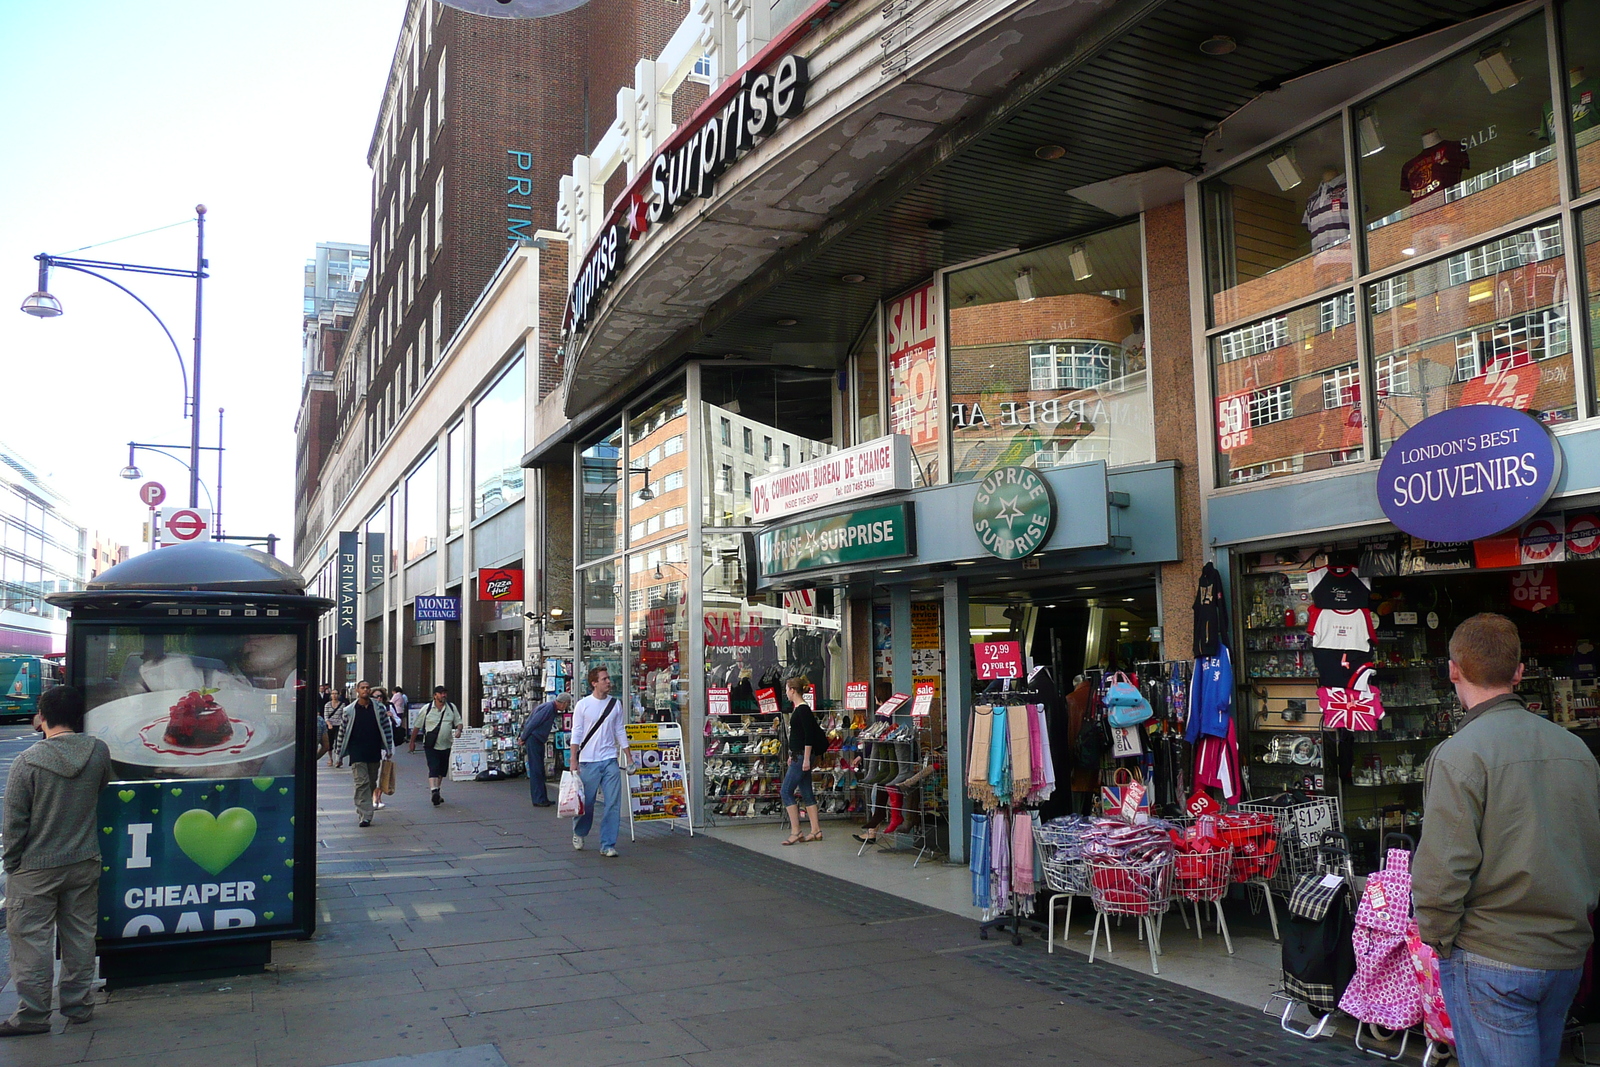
[1414,613,1600,1067]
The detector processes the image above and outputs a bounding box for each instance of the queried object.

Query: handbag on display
[1319,666,1383,731]
[1104,673,1154,728]
[557,770,586,817]
[1100,766,1151,818]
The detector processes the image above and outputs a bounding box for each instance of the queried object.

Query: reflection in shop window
[473,357,525,520]
[405,451,437,562]
[1248,384,1294,426]
[1376,354,1411,398]
[579,423,623,563]
[1583,207,1600,400]
[1372,221,1578,454]
[1561,0,1600,193]
[700,366,835,527]
[1322,364,1359,410]
[579,561,621,699]
[1357,15,1555,271]
[1320,292,1357,332]
[946,223,1152,481]
[627,387,688,550]
[1217,316,1289,362]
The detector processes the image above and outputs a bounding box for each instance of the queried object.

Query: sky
[0,0,406,562]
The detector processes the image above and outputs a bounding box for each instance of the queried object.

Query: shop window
[851,311,882,445]
[627,386,688,550]
[1212,298,1361,487]
[1560,0,1600,193]
[1582,206,1600,402]
[1358,15,1555,273]
[364,504,385,590]
[947,223,1153,481]
[405,450,437,563]
[1372,221,1578,455]
[628,541,688,720]
[887,280,941,484]
[446,422,464,540]
[700,366,835,527]
[579,422,623,563]
[1205,117,1351,326]
[473,356,525,520]
[579,561,622,700]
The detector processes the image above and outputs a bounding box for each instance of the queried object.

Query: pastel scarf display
[970,814,992,909]
[967,708,997,809]
[988,704,1011,803]
[1011,809,1035,902]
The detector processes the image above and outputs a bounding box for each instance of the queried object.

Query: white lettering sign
[750,434,912,522]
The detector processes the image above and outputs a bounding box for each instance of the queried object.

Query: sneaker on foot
[572,834,584,850]
[600,847,619,858]
[431,790,442,806]
[359,819,372,827]
[0,1020,51,1037]
[374,802,387,809]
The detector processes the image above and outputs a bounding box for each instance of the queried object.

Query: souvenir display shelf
[478,660,529,777]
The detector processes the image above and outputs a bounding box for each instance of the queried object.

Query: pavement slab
[0,751,1437,1067]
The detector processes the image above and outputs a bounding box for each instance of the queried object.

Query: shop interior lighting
[774,317,799,327]
[1034,144,1067,160]
[1474,48,1519,93]
[839,273,866,283]
[1068,245,1092,281]
[1357,111,1385,157]
[1266,149,1304,191]
[1199,35,1237,55]
[1014,268,1037,302]
[548,607,564,617]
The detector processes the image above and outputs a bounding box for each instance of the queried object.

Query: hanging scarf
[967,707,997,809]
[1012,809,1035,901]
[1027,704,1046,796]
[1008,701,1033,792]
[970,814,992,909]
[988,705,1011,804]
[991,808,1012,913]
[1035,704,1057,801]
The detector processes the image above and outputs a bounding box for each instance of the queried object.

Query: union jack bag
[1319,666,1382,731]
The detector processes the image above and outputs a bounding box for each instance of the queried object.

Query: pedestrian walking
[410,685,462,806]
[369,688,401,809]
[335,680,394,827]
[780,677,823,846]
[1414,613,1600,1067]
[1,686,112,1037]
[569,667,629,857]
[323,690,347,767]
[520,691,569,807]
[390,685,410,734]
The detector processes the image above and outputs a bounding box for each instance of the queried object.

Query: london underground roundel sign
[1378,406,1562,543]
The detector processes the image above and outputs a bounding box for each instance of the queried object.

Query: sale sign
[844,682,869,710]
[1511,567,1559,611]
[1217,393,1253,451]
[910,682,935,718]
[708,686,731,715]
[886,280,940,483]
[974,641,1023,680]
[756,687,779,714]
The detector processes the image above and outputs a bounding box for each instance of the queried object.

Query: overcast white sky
[0,0,406,561]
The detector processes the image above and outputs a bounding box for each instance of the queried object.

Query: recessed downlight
[1200,34,1237,55]
[775,317,799,327]
[1034,144,1066,160]
[840,273,866,284]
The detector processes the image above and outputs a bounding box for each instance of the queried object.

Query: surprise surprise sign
[1378,406,1562,543]
[97,776,296,943]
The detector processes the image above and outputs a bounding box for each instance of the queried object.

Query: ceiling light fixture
[839,273,866,284]
[1068,245,1092,281]
[1266,149,1304,191]
[1034,144,1066,160]
[926,217,952,231]
[774,317,798,327]
[1475,48,1519,93]
[1199,35,1237,55]
[1014,268,1037,302]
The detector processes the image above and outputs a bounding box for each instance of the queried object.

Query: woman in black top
[781,677,824,845]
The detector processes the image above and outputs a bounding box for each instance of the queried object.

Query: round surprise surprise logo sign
[972,466,1055,560]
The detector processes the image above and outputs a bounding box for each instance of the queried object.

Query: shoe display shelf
[705,712,788,822]
[856,718,940,864]
[810,707,865,817]
[480,660,530,777]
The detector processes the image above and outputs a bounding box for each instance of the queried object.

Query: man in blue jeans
[1415,614,1600,1067]
[520,691,569,807]
[568,667,629,858]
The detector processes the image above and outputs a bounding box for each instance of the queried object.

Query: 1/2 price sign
[974,641,1022,680]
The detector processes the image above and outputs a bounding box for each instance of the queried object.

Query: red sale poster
[974,641,1023,680]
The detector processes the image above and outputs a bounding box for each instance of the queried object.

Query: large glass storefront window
[1374,222,1578,452]
[628,541,688,720]
[1584,206,1600,394]
[946,224,1153,479]
[1562,0,1600,194]
[1205,117,1351,326]
[1358,15,1555,272]
[886,281,941,485]
[580,423,623,563]
[473,356,525,520]
[405,450,437,563]
[580,560,621,694]
[700,366,835,527]
[852,314,881,445]
[626,388,688,550]
[1213,296,1363,485]
[447,422,464,540]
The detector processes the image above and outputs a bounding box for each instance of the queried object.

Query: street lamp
[20,206,210,508]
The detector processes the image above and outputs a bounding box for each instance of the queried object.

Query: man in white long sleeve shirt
[569,667,630,857]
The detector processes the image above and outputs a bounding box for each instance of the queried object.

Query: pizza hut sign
[477,568,524,601]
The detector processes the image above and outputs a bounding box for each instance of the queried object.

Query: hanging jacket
[1186,646,1233,744]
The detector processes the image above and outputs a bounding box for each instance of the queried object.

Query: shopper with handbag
[568,666,630,857]
[410,685,463,806]
[1414,614,1600,1067]
[335,680,394,827]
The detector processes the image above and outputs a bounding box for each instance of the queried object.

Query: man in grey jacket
[1,686,113,1037]
[1415,613,1600,1067]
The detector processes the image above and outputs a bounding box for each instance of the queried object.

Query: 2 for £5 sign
[97,776,297,942]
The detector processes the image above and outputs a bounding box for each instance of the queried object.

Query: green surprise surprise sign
[755,503,916,577]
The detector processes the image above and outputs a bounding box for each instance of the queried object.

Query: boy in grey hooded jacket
[1,686,113,1037]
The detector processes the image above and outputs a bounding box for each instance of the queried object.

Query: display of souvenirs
[478,660,530,777]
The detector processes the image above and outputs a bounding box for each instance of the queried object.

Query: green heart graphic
[103,916,110,922]
[151,809,160,815]
[287,892,293,901]
[118,790,135,803]
[172,807,257,876]
[278,787,288,795]
[262,874,272,882]
[277,836,286,844]
[170,788,183,796]
[252,778,274,792]
[103,866,110,872]
[289,817,295,825]
[284,859,294,868]
[102,826,112,834]
[262,912,274,921]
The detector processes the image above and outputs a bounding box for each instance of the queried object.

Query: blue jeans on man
[573,759,623,851]
[1439,949,1583,1067]
[527,734,551,806]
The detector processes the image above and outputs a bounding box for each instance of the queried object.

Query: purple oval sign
[1378,406,1562,542]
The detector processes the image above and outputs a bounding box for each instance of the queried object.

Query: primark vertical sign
[565,53,813,336]
[337,532,358,656]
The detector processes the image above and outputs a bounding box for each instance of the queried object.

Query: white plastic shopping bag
[557,769,585,817]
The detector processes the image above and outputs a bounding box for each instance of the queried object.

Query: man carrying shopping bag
[567,667,629,858]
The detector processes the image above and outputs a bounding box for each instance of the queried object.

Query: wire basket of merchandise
[1165,816,1235,902]
[1216,811,1280,883]
[1034,814,1093,894]
[1083,818,1176,917]
[1236,794,1342,896]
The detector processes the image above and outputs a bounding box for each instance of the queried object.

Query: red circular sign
[166,509,206,541]
[139,482,167,507]
[1569,514,1600,556]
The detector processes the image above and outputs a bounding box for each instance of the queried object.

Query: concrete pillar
[942,576,970,863]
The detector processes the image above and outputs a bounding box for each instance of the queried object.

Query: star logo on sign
[994,495,1025,529]
[627,194,651,241]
